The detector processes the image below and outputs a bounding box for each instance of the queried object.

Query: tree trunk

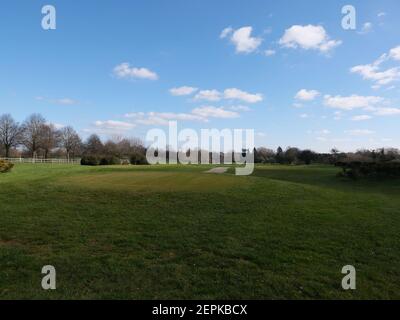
[5,146,10,158]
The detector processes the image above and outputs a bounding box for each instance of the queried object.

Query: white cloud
[378,12,386,18]
[169,86,198,96]
[223,88,263,103]
[194,88,262,103]
[192,106,239,119]
[125,112,205,126]
[279,25,341,53]
[46,122,65,129]
[351,46,400,88]
[95,120,136,131]
[299,113,309,118]
[227,26,262,54]
[295,89,320,101]
[53,123,65,129]
[220,27,233,39]
[229,105,251,112]
[124,105,241,126]
[194,89,222,102]
[389,46,400,61]
[346,129,375,136]
[373,107,400,116]
[351,64,400,88]
[351,115,372,121]
[323,95,384,110]
[113,63,158,80]
[264,49,276,56]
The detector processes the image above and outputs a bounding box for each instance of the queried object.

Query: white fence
[0,158,81,164]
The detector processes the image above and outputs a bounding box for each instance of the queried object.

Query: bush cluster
[129,153,148,165]
[81,156,122,166]
[0,160,14,173]
[335,161,400,179]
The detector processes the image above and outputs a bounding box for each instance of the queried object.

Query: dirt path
[205,167,228,174]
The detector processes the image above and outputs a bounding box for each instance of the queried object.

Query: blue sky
[1,0,399,152]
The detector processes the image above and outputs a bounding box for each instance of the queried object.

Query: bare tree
[40,123,60,159]
[0,114,22,158]
[21,114,46,158]
[60,126,81,161]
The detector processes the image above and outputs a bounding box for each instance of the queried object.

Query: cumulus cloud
[222,26,262,54]
[229,105,251,112]
[351,64,400,88]
[223,88,263,103]
[351,46,400,88]
[389,46,400,60]
[113,63,158,80]
[194,89,222,102]
[373,107,400,116]
[47,122,65,129]
[279,25,341,53]
[192,106,239,119]
[125,112,204,126]
[86,120,137,135]
[194,88,263,103]
[169,86,198,96]
[95,120,136,131]
[323,95,384,110]
[124,106,240,126]
[295,89,320,101]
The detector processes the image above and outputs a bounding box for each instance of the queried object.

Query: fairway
[1,164,400,299]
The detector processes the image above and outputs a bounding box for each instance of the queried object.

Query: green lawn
[0,164,399,299]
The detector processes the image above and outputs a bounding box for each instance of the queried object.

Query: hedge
[335,161,400,179]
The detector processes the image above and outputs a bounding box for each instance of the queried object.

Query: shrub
[81,155,121,166]
[130,152,148,165]
[99,156,120,166]
[335,160,400,179]
[80,156,100,166]
[0,160,14,173]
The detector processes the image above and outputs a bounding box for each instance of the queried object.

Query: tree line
[1,112,399,167]
[0,113,147,163]
[253,146,400,165]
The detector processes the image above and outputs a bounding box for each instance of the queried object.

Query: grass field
[0,164,400,299]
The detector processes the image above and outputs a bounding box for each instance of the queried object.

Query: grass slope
[0,164,399,299]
